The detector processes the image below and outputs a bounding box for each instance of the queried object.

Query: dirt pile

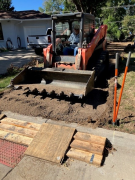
[0,42,135,134]
[93,78,114,127]
[0,84,109,125]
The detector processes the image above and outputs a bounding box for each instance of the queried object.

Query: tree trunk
[72,0,81,12]
[78,0,83,12]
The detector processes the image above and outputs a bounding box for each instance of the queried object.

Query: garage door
[24,26,47,48]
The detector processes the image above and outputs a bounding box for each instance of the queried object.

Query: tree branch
[78,0,83,12]
[72,0,81,12]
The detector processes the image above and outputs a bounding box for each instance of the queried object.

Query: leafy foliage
[70,0,108,15]
[121,1,135,36]
[39,0,108,15]
[39,0,64,13]
[39,0,135,40]
[101,1,126,21]
[0,0,14,11]
[63,0,76,12]
[122,15,135,35]
[101,0,135,40]
[104,15,121,40]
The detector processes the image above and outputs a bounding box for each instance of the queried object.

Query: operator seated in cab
[63,25,80,56]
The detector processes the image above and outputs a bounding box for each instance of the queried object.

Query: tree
[121,0,135,36]
[39,7,44,13]
[101,1,126,22]
[0,0,14,11]
[101,0,135,40]
[39,0,64,13]
[63,0,76,12]
[104,15,121,40]
[68,0,108,15]
[122,15,135,35]
[39,0,108,15]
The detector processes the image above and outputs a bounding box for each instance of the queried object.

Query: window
[83,18,94,44]
[0,23,4,40]
[55,22,69,36]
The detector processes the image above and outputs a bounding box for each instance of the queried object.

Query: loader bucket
[11,67,95,98]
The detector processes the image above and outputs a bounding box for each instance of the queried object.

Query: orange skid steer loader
[11,12,109,99]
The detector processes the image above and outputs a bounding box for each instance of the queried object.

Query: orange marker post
[115,52,131,121]
[113,53,119,125]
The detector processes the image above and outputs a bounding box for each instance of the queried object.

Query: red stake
[113,53,119,125]
[115,52,131,121]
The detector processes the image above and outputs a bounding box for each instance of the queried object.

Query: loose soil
[0,85,108,125]
[0,42,135,134]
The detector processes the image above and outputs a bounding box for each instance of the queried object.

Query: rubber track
[94,51,109,80]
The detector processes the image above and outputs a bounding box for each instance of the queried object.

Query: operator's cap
[73,24,80,30]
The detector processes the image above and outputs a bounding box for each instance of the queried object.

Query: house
[0,10,51,49]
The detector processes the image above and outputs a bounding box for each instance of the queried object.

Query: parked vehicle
[27,28,52,55]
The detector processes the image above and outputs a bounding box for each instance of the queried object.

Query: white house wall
[16,23,25,48]
[0,19,52,49]
[0,20,18,49]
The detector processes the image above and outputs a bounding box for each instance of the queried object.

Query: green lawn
[117,51,135,116]
[0,75,17,92]
[0,61,43,93]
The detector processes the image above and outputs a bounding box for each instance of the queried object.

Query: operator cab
[55,21,80,56]
[51,12,95,64]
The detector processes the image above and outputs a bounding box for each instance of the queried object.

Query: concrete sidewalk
[1,111,135,180]
[0,49,40,74]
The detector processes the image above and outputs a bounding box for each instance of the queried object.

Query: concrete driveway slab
[0,49,40,74]
[3,140,135,180]
[0,164,11,180]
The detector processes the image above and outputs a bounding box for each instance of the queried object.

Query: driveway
[0,49,40,74]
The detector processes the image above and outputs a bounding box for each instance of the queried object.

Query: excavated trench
[1,42,132,130]
[0,73,114,128]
